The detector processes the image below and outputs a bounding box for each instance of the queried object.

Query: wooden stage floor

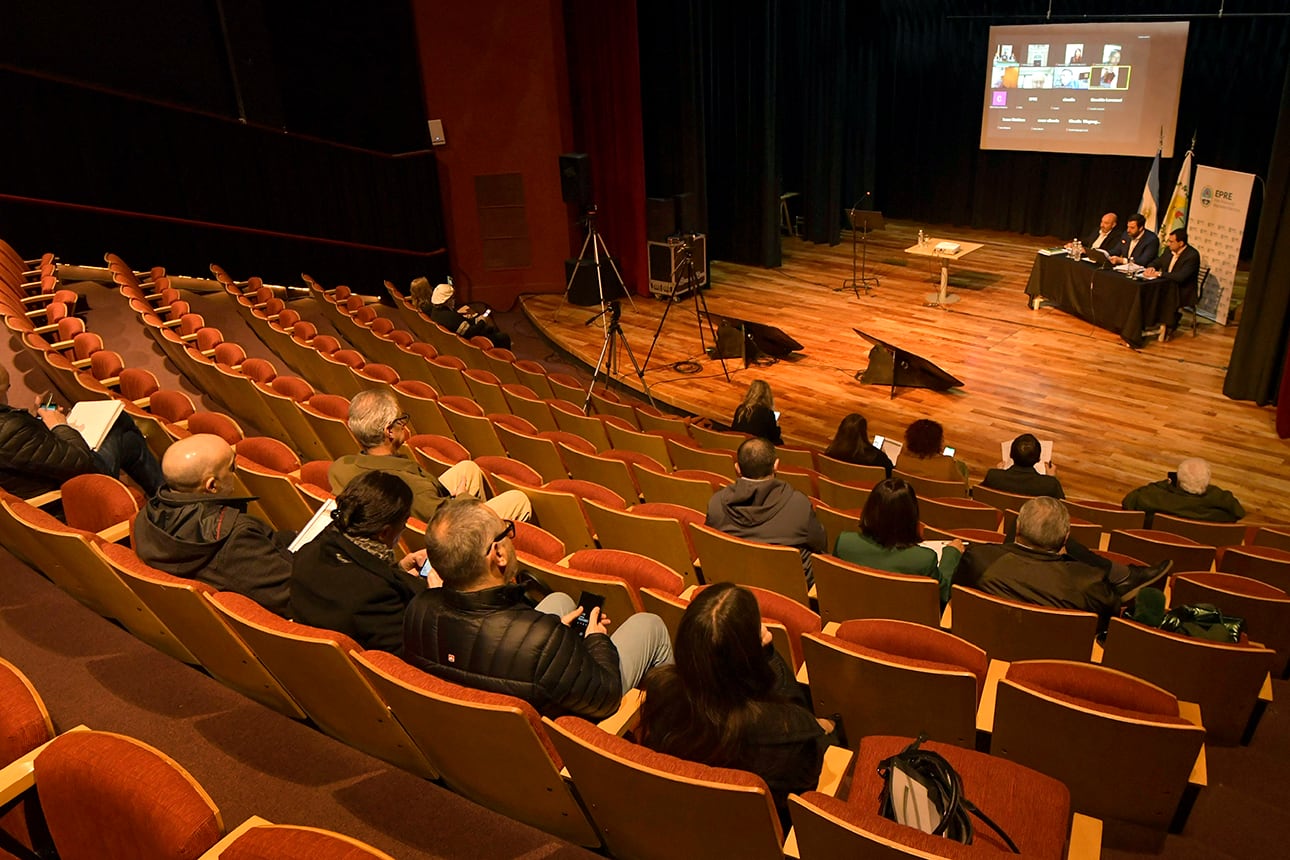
[521,220,1290,523]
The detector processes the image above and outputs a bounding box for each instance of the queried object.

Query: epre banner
[1188,165,1254,325]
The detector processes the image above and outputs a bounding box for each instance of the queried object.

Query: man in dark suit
[1081,211,1121,253]
[1143,228,1202,335]
[1108,213,1159,267]
[981,433,1064,498]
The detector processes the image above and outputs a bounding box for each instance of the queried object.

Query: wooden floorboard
[522,220,1290,523]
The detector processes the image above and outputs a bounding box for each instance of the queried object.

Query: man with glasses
[403,498,674,720]
[134,433,292,615]
[329,389,530,524]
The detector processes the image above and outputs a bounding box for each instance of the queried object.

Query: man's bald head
[162,434,236,494]
[1099,212,1118,234]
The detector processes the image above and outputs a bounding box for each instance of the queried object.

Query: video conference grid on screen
[980,21,1189,158]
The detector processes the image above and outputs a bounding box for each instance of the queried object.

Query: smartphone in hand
[572,591,606,637]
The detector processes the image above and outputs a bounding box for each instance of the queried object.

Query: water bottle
[918,229,925,247]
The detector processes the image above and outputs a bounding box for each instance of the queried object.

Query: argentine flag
[1138,149,1160,233]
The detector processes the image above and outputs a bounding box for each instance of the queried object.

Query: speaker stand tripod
[556,205,635,324]
[643,235,730,382]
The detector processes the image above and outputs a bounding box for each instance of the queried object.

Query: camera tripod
[582,299,655,412]
[643,234,730,382]
[557,205,635,324]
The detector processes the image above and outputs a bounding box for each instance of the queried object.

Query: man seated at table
[1074,211,1120,254]
[1107,213,1159,267]
[1142,228,1202,336]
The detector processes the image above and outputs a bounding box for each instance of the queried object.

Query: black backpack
[877,734,1020,852]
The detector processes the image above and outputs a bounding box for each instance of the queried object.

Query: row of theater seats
[5,246,1283,855]
[0,655,400,858]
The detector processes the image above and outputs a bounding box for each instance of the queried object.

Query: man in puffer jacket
[0,364,162,499]
[403,497,673,720]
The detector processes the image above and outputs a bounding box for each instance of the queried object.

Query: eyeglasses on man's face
[492,519,516,545]
[387,413,410,431]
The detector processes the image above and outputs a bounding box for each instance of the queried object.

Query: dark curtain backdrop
[1226,56,1290,415]
[641,1,1287,252]
[565,0,649,297]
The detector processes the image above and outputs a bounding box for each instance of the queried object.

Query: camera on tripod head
[668,232,699,259]
[578,204,599,228]
[607,299,622,322]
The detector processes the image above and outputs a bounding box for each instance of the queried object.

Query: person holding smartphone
[402,498,673,720]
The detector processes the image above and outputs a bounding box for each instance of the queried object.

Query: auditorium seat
[550,399,617,452]
[0,656,56,856]
[802,619,987,748]
[688,522,812,607]
[1216,544,1290,591]
[1172,571,1290,677]
[206,592,436,778]
[546,715,792,860]
[948,585,1099,662]
[462,368,511,416]
[605,421,674,468]
[93,542,304,718]
[891,469,968,500]
[631,464,718,513]
[665,437,737,480]
[407,433,470,478]
[813,453,887,486]
[790,735,1083,859]
[633,405,694,437]
[25,730,225,859]
[558,442,642,504]
[811,553,942,627]
[584,500,702,589]
[1063,497,1146,533]
[1102,616,1274,745]
[299,393,361,459]
[427,354,472,399]
[990,660,1205,838]
[1107,529,1216,572]
[919,496,1003,533]
[687,422,748,451]
[1150,513,1247,548]
[814,475,874,511]
[351,651,600,847]
[480,346,522,387]
[587,386,641,428]
[501,384,559,432]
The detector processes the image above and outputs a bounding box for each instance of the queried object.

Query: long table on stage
[1023,253,1181,348]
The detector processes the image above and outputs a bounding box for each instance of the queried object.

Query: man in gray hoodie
[705,437,827,586]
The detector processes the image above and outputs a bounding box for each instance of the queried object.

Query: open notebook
[64,400,125,450]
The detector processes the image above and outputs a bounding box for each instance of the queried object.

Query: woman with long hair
[290,470,426,652]
[894,418,970,490]
[638,582,832,825]
[730,379,782,444]
[834,477,962,604]
[823,412,893,476]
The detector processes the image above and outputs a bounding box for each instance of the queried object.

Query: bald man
[133,434,292,615]
[1082,212,1121,253]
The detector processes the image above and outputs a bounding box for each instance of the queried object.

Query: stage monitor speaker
[646,197,676,242]
[854,328,963,391]
[708,314,803,366]
[559,153,592,206]
[565,257,626,306]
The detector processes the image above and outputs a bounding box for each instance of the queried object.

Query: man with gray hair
[954,497,1171,626]
[329,388,530,524]
[403,497,673,720]
[1122,458,1245,526]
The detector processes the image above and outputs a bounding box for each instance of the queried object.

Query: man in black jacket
[706,437,827,585]
[0,364,162,499]
[133,433,292,615]
[981,433,1064,498]
[403,497,673,720]
[422,280,511,349]
[1143,228,1203,337]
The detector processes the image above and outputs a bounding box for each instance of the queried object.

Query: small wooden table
[904,238,985,308]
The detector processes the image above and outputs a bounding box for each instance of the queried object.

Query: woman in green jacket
[833,478,962,605]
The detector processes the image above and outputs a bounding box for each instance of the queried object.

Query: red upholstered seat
[408,433,470,464]
[797,735,1071,859]
[187,411,244,445]
[836,617,989,699]
[394,379,438,399]
[537,429,595,453]
[33,730,223,860]
[438,395,485,417]
[236,436,302,473]
[0,658,55,854]
[61,474,139,534]
[1005,659,1189,725]
[566,549,686,596]
[546,478,627,510]
[299,460,332,489]
[475,455,543,488]
[513,520,566,563]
